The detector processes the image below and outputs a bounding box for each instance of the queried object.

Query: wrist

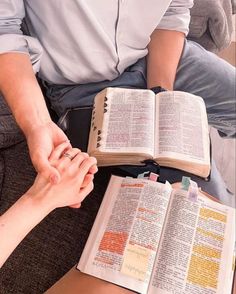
[23,118,53,140]
[150,86,167,94]
[19,114,52,139]
[147,80,173,91]
[24,188,56,216]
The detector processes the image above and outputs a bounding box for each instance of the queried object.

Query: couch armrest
[188,0,233,52]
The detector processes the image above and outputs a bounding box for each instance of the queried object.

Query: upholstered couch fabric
[189,0,233,52]
[0,140,110,293]
[0,0,234,292]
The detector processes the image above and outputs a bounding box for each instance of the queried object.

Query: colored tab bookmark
[137,171,150,179]
[181,176,191,191]
[148,172,159,182]
[181,176,199,202]
[188,180,199,202]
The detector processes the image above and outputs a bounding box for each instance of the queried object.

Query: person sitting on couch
[0,0,235,186]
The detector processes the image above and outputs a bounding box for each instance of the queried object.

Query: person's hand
[26,120,70,184]
[49,142,98,201]
[27,145,97,210]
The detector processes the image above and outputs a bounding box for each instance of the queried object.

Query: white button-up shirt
[0,0,193,84]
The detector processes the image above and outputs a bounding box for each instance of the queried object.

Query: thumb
[69,203,81,209]
[33,154,61,184]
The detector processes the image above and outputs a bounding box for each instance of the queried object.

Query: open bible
[88,88,211,178]
[77,176,235,294]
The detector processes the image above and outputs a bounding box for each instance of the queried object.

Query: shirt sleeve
[0,0,43,72]
[156,0,194,35]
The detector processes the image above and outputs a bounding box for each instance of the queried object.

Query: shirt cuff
[156,13,191,36]
[0,34,43,73]
[156,1,193,36]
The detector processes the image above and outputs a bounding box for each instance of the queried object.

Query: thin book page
[154,91,210,165]
[148,189,235,294]
[99,88,155,156]
[78,176,172,294]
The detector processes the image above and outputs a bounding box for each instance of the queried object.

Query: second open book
[78,176,235,294]
[88,88,210,178]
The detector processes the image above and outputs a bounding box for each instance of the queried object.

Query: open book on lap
[88,88,211,178]
[77,176,235,294]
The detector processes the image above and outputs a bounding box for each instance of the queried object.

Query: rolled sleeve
[156,0,194,35]
[0,0,43,72]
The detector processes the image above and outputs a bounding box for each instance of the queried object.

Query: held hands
[27,142,98,210]
[26,120,72,184]
[0,143,97,268]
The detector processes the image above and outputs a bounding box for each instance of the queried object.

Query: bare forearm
[0,53,51,137]
[0,191,54,268]
[147,30,185,90]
